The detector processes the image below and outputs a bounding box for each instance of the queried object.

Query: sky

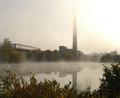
[0,0,120,53]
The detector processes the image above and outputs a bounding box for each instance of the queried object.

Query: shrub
[0,70,75,98]
[99,63,120,98]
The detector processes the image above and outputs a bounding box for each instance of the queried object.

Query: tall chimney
[73,14,77,59]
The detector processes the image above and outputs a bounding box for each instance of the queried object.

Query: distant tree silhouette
[64,54,72,61]
[44,50,53,61]
[0,38,13,62]
[0,38,22,63]
[100,53,111,62]
[37,51,44,61]
[31,50,44,61]
[26,51,33,60]
[113,55,120,62]
[53,50,59,61]
[101,53,120,63]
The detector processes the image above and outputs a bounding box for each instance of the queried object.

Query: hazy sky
[0,0,120,53]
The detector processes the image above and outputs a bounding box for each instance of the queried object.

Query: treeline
[27,49,60,62]
[81,51,120,63]
[1,63,120,98]
[100,51,120,62]
[0,38,81,63]
[0,38,60,63]
[0,38,120,63]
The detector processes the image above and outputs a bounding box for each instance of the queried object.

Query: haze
[0,0,120,53]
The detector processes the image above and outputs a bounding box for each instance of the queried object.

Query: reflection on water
[0,62,110,91]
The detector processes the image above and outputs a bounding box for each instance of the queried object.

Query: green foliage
[0,38,22,63]
[0,38,13,62]
[99,63,120,98]
[0,71,75,98]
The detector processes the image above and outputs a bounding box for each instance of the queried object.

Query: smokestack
[73,14,77,59]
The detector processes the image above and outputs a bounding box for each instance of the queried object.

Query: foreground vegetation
[0,70,75,98]
[0,63,120,98]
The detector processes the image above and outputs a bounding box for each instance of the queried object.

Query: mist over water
[0,62,110,91]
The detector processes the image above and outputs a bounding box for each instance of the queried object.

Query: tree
[0,38,22,63]
[44,50,53,61]
[53,50,59,61]
[100,53,112,62]
[31,50,44,61]
[0,38,13,62]
[99,63,120,98]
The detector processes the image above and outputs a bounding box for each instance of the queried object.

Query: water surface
[0,62,110,91]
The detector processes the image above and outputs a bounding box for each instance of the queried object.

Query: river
[0,62,111,91]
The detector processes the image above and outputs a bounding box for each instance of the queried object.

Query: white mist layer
[0,62,110,91]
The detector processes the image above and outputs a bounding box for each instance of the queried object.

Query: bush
[2,63,120,98]
[99,63,120,98]
[0,70,75,98]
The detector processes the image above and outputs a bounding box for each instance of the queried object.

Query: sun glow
[69,0,120,47]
